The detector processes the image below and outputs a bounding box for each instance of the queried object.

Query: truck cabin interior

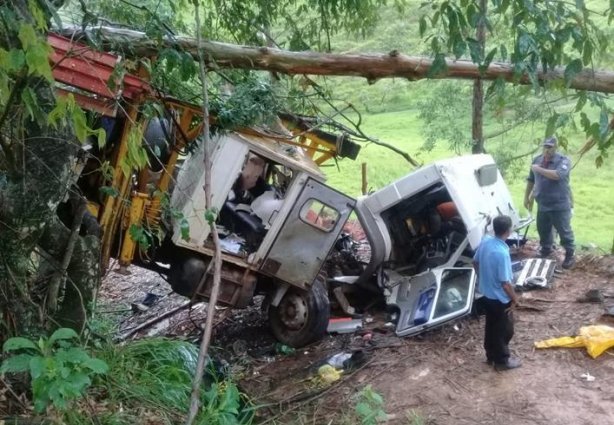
[217,151,293,255]
[380,182,469,275]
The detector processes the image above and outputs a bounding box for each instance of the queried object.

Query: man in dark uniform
[524,136,575,269]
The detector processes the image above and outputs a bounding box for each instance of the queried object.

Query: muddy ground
[100,245,614,425]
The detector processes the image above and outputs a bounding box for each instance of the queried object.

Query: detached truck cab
[352,155,523,337]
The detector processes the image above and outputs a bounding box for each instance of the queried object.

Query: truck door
[391,266,476,337]
[261,178,355,288]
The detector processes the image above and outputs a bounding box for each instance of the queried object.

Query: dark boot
[562,250,575,269]
[539,247,552,258]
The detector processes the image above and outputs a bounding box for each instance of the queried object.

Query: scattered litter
[317,364,341,384]
[130,292,161,313]
[219,233,245,254]
[534,325,614,358]
[327,352,352,369]
[577,289,604,303]
[325,350,368,371]
[362,332,373,343]
[327,317,363,334]
[514,258,555,290]
[580,372,595,382]
[275,343,295,355]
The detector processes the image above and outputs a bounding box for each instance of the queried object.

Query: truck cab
[347,154,525,337]
[162,129,355,347]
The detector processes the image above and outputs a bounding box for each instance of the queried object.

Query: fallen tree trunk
[60,26,614,94]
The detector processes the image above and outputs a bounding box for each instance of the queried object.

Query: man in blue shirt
[524,136,575,269]
[473,215,521,371]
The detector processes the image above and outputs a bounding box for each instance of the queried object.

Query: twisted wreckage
[51,32,540,347]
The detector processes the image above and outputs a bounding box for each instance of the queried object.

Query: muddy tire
[268,279,330,348]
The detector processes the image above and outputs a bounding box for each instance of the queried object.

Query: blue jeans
[536,209,575,253]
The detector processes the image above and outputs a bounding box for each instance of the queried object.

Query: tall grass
[80,338,251,425]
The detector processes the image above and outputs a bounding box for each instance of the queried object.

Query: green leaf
[575,92,587,112]
[18,24,37,49]
[483,47,498,69]
[29,356,46,379]
[21,87,39,121]
[1,354,33,373]
[25,42,52,81]
[7,49,25,72]
[28,1,49,30]
[453,40,466,59]
[3,337,37,352]
[427,53,447,78]
[47,96,68,128]
[355,401,372,418]
[67,372,91,391]
[96,128,107,148]
[204,208,218,225]
[218,384,240,414]
[582,40,593,65]
[599,108,609,139]
[33,397,48,413]
[579,112,591,132]
[419,17,427,37]
[49,328,79,344]
[564,59,583,87]
[119,158,131,178]
[83,358,109,374]
[72,107,88,143]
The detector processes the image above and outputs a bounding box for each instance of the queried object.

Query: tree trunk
[59,26,614,94]
[0,0,94,340]
[471,0,486,154]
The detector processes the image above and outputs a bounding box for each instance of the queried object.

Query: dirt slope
[101,250,614,424]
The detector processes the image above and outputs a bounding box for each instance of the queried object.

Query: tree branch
[46,198,87,313]
[58,25,614,94]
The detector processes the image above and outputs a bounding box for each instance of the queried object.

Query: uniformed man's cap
[543,136,557,147]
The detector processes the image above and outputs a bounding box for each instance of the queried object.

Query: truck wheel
[268,279,330,348]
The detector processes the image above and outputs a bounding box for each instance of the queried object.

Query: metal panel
[436,154,521,249]
[392,267,476,337]
[171,134,247,248]
[262,178,355,287]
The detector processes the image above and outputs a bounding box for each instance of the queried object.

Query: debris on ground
[534,325,614,358]
[97,244,614,424]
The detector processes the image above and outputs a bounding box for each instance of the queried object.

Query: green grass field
[317,1,614,252]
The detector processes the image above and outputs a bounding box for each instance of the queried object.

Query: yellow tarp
[535,325,614,358]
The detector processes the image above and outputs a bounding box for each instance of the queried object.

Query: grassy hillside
[325,105,614,250]
[319,1,614,250]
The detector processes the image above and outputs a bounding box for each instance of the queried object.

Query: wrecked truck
[49,33,526,347]
[166,147,524,345]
